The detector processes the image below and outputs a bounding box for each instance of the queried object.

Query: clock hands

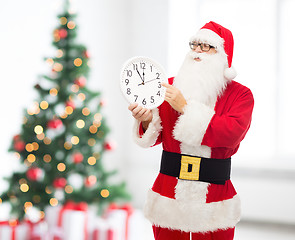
[143,70,145,82]
[136,68,145,85]
[138,78,159,86]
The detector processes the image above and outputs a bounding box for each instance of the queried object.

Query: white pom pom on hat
[192,21,237,80]
[224,66,237,80]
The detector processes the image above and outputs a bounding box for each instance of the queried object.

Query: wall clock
[120,56,168,109]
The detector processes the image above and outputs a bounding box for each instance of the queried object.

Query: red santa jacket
[133,78,254,233]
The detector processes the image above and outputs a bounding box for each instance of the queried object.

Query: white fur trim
[179,143,212,158]
[173,100,215,147]
[224,67,237,80]
[144,185,241,233]
[191,29,224,50]
[133,108,162,148]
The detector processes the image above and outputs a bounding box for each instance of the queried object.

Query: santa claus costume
[133,21,254,240]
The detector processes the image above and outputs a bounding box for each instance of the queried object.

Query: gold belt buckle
[179,155,201,181]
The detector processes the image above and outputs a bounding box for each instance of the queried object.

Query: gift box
[91,218,116,240]
[27,220,48,240]
[0,220,29,240]
[104,204,144,240]
[0,219,48,240]
[45,201,88,240]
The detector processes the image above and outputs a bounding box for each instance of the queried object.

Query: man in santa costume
[128,21,254,240]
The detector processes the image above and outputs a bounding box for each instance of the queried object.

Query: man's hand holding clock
[128,103,153,131]
[128,83,187,131]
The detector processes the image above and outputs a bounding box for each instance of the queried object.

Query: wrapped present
[105,203,133,240]
[91,218,116,240]
[104,204,144,240]
[0,219,48,240]
[26,220,48,240]
[46,201,88,240]
[0,220,28,240]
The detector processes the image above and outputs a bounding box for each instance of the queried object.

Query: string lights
[65,106,73,115]
[89,125,97,134]
[27,154,36,163]
[57,163,66,172]
[64,142,72,150]
[71,84,79,93]
[76,119,85,128]
[34,125,43,135]
[74,58,82,67]
[20,183,29,193]
[87,156,96,165]
[60,17,67,25]
[49,198,58,206]
[56,49,64,58]
[49,88,58,96]
[43,137,52,145]
[100,189,110,198]
[43,154,52,163]
[65,185,73,194]
[40,101,49,110]
[53,62,63,72]
[67,21,75,29]
[78,93,86,101]
[82,107,90,116]
[71,136,79,145]
[88,138,96,146]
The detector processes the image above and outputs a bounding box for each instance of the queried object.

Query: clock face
[120,56,168,109]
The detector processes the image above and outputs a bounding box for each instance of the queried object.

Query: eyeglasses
[189,41,215,52]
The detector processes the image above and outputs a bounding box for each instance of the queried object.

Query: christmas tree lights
[0,0,130,220]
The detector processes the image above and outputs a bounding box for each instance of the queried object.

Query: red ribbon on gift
[107,203,134,240]
[25,219,44,240]
[0,219,45,240]
[55,201,88,240]
[0,220,19,240]
[92,228,114,240]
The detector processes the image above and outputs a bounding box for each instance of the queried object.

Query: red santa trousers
[153,225,235,240]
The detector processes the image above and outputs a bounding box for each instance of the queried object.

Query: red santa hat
[190,21,237,80]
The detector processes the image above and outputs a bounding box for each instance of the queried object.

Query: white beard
[173,50,229,107]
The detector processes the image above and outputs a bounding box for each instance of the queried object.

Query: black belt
[160,151,231,185]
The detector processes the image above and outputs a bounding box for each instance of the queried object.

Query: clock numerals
[134,95,138,102]
[150,96,155,103]
[121,57,167,109]
[126,70,132,77]
[140,62,146,70]
[156,73,160,79]
[132,93,161,105]
[133,62,146,70]
[142,98,146,106]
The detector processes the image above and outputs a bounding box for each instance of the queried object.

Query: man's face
[174,40,228,103]
[189,41,217,62]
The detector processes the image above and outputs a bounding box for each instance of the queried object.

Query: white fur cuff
[133,108,162,148]
[173,100,215,146]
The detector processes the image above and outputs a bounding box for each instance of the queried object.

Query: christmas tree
[0,1,130,220]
